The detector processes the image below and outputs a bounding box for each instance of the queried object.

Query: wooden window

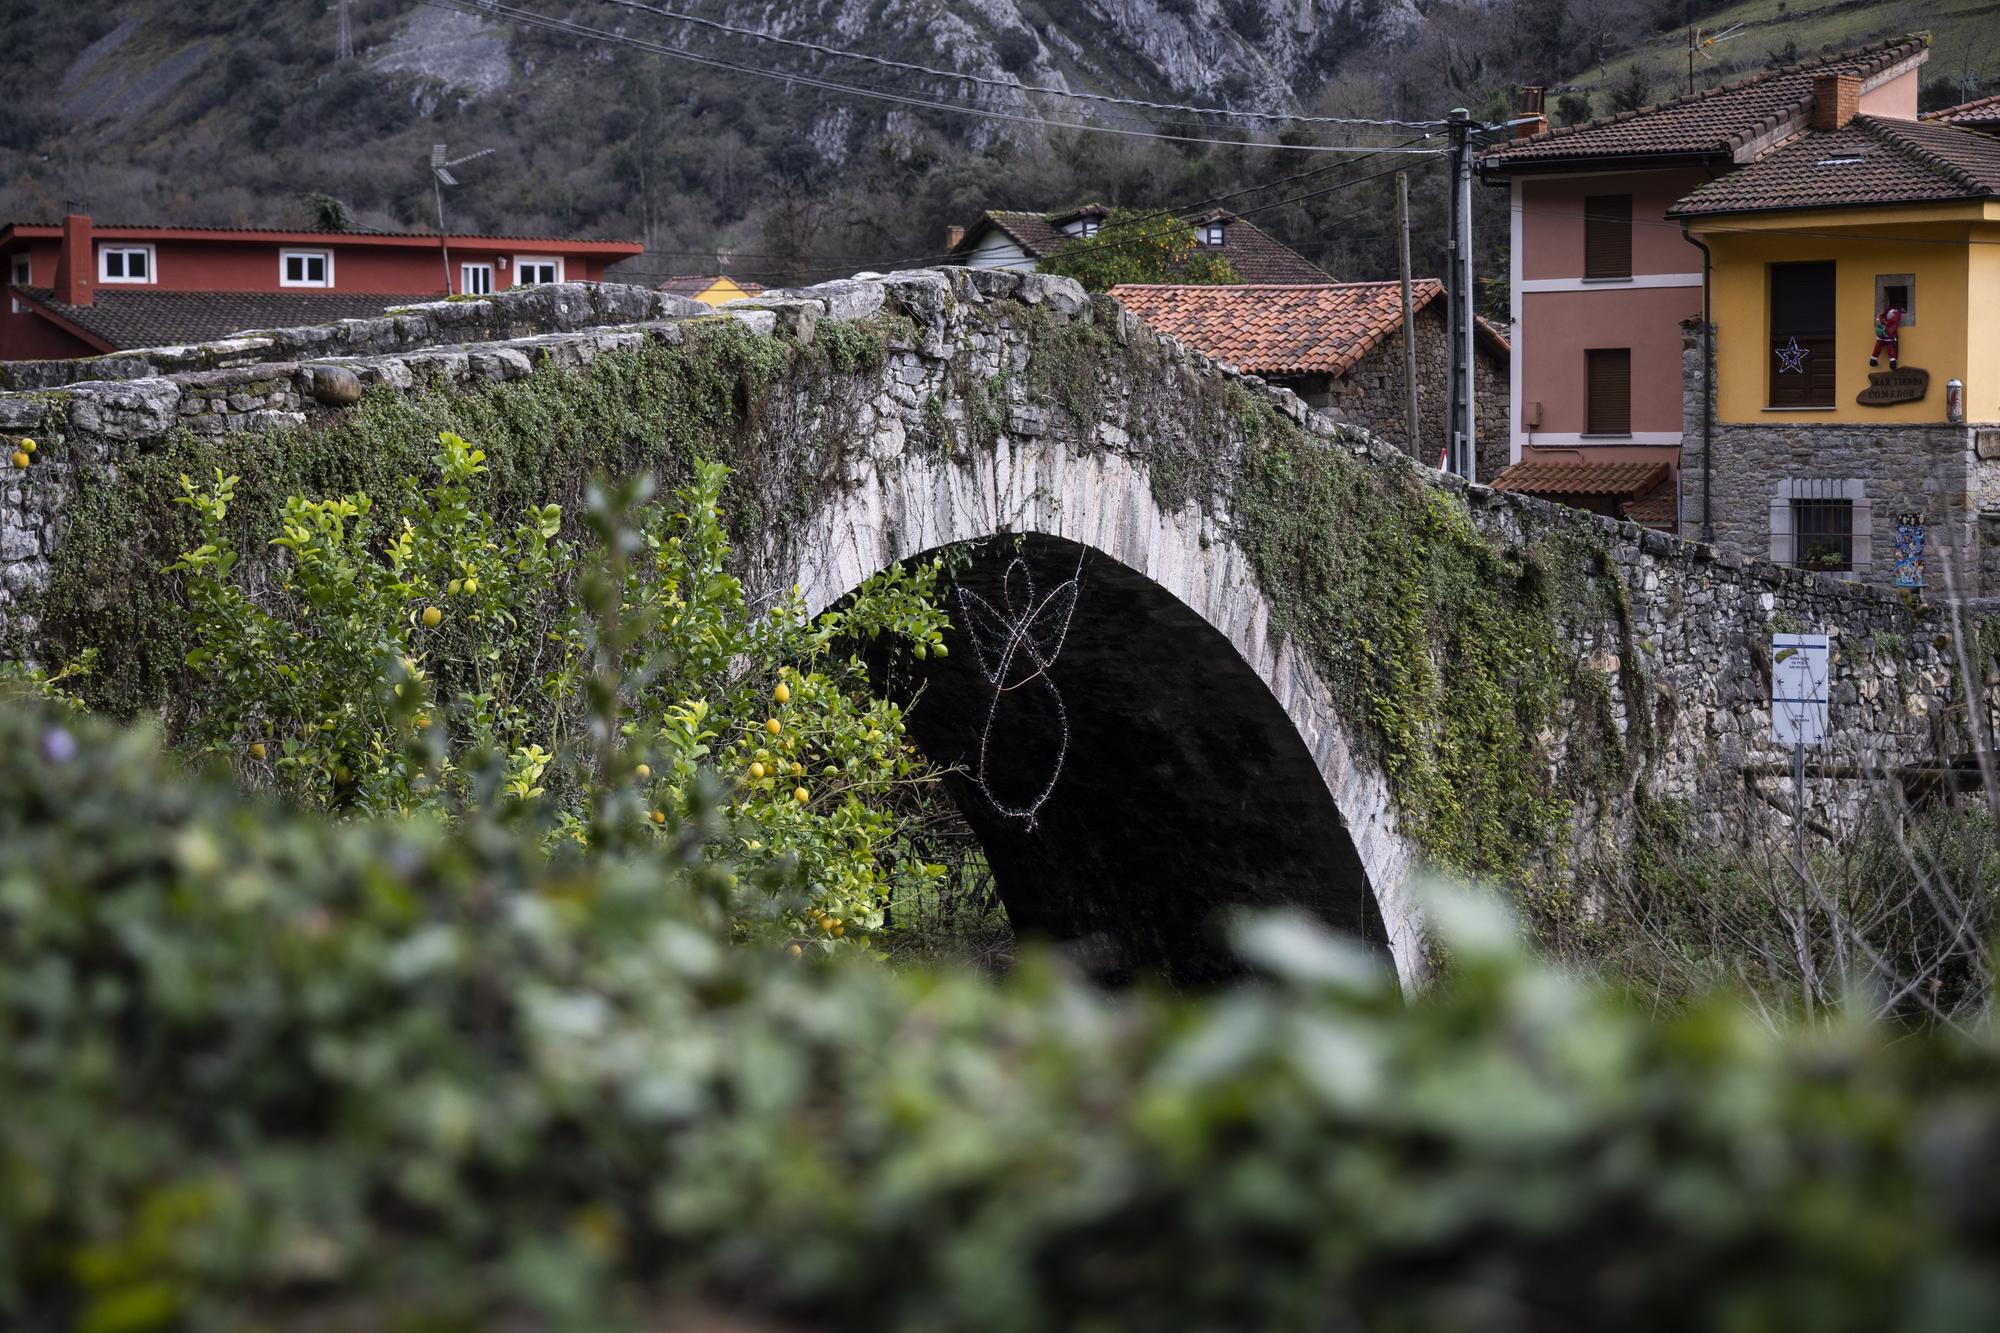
[9,255,27,312]
[1769,261,1836,407]
[1586,348,1631,435]
[1583,195,1632,279]
[460,262,494,296]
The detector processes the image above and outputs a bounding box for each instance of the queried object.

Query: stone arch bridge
[0,271,1971,986]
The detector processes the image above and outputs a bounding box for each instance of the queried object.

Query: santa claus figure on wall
[1870,304,1903,370]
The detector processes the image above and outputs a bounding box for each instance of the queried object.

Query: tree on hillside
[1556,91,1593,125]
[1040,209,1238,292]
[1608,62,1653,113]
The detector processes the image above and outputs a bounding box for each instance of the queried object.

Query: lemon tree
[168,432,955,950]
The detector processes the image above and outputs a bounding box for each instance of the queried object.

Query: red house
[0,213,643,360]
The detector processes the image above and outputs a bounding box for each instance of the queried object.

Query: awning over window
[1490,460,1676,530]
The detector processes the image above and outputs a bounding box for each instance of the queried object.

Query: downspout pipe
[1681,222,1715,544]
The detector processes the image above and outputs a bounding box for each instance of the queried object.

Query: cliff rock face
[715,0,1425,108]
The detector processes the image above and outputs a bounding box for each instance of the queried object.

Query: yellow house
[657,275,766,307]
[1664,71,2000,591]
[1672,81,2000,426]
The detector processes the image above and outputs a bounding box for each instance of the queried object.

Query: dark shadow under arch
[879,534,1388,986]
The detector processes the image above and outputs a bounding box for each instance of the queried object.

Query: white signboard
[1771,632,1829,747]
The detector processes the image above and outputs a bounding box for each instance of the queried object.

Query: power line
[609,153,1441,289]
[581,0,1445,131]
[428,0,1447,157]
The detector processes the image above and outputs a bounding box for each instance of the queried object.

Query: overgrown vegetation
[10,694,2000,1330]
[1038,208,1238,291]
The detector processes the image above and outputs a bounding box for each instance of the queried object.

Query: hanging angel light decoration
[954,551,1085,828]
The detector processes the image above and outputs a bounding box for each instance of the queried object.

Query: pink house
[1478,37,1929,533]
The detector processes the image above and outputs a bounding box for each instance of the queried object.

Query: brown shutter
[1586,348,1632,435]
[1584,195,1632,280]
[1769,261,1836,407]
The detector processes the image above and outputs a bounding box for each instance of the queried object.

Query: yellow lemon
[650,809,666,825]
[462,576,478,593]
[749,761,766,780]
[818,915,836,932]
[421,606,443,628]
[446,579,462,596]
[832,923,846,937]
[773,681,791,704]
[247,742,267,761]
[790,762,803,777]
[415,714,432,729]
[787,943,803,958]
[8,451,26,469]
[18,438,34,452]
[933,642,947,658]
[793,786,809,805]
[764,718,782,736]
[634,763,651,780]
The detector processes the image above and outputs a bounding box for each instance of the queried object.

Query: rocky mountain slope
[2,0,1959,293]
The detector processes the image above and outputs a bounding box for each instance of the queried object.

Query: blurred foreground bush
[5,699,2000,1331]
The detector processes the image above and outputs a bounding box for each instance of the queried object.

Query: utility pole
[1396,171,1420,462]
[335,0,354,61]
[1444,108,1477,481]
[432,146,455,296]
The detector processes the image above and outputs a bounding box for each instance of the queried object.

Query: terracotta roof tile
[1481,37,1928,168]
[1110,281,1446,377]
[1490,460,1669,498]
[1624,476,1680,528]
[1922,93,2000,130]
[1669,115,2000,216]
[11,287,429,352]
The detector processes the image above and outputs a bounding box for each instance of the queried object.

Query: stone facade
[0,271,1975,988]
[1272,301,1510,481]
[1679,320,2000,600]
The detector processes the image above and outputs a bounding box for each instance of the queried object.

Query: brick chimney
[1811,72,1860,131]
[945,224,966,250]
[52,211,93,307]
[1514,86,1547,139]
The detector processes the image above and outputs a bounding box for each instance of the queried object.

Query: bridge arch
[763,437,1426,987]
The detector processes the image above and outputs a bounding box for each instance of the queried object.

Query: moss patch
[30,318,798,721]
[1229,412,1627,880]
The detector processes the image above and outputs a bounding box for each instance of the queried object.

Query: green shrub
[164,436,954,948]
[6,698,2000,1331]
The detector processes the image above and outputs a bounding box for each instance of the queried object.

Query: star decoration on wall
[1775,337,1810,375]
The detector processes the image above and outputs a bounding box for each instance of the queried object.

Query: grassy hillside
[1565,0,1999,112]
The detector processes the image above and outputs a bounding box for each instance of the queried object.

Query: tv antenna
[1685,22,1744,95]
[429,144,496,295]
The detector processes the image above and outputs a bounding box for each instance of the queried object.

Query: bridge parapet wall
[0,270,1972,968]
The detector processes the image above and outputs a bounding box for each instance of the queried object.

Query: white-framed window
[1769,478,1871,578]
[99,245,155,284]
[1201,222,1226,247]
[9,255,28,312]
[280,249,334,288]
[514,256,562,286]
[461,262,494,295]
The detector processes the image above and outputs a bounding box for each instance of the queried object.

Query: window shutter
[1586,348,1632,435]
[1583,195,1632,279]
[1769,262,1837,407]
